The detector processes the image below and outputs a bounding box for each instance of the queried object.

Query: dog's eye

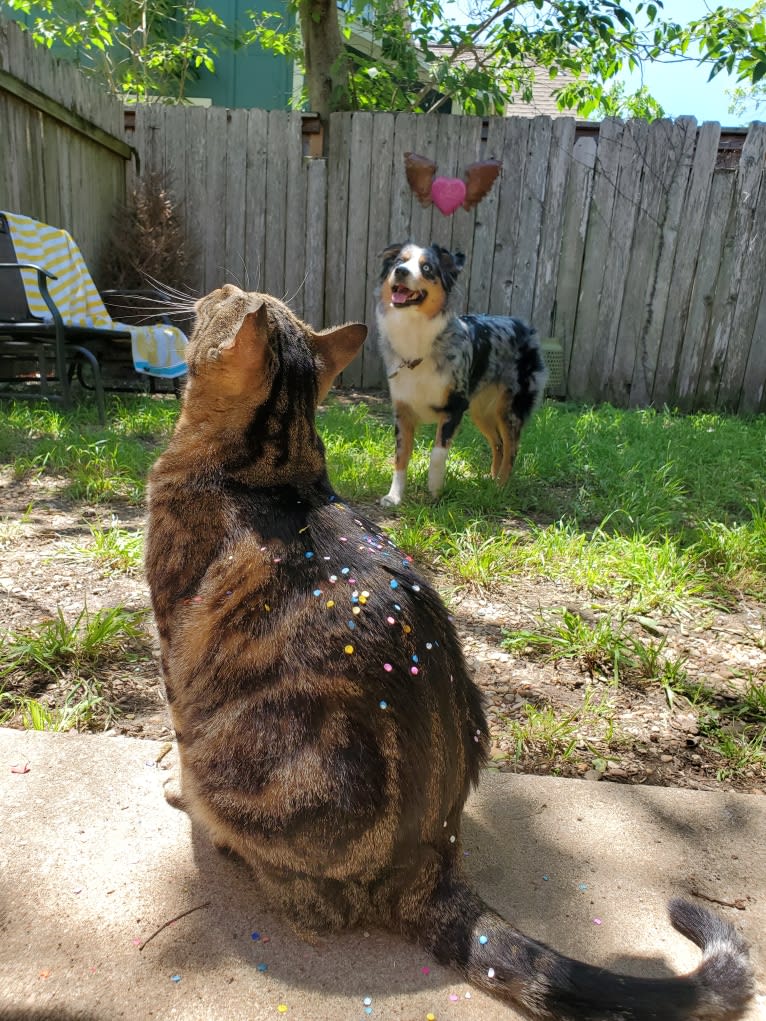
[422,262,433,276]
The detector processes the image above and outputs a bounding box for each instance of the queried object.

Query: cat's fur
[145,284,753,1020]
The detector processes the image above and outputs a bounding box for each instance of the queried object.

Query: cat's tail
[404,875,753,1020]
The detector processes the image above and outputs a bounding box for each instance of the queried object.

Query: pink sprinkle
[383,663,393,672]
[132,938,142,946]
[449,994,459,1002]
[340,537,347,542]
[410,666,419,675]
[421,966,430,975]
[593,918,602,925]
[386,616,395,625]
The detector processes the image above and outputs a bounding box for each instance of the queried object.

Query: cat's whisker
[283,271,309,312]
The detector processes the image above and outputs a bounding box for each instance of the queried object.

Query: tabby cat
[145,284,753,1020]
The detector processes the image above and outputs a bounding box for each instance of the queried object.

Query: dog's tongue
[392,288,412,305]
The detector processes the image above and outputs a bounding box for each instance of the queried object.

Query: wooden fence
[1,18,764,413]
[130,105,766,412]
[0,19,129,278]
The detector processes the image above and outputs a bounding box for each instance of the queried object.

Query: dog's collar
[388,357,423,379]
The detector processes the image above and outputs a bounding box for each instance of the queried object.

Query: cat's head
[185,285,367,405]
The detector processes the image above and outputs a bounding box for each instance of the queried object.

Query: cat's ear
[312,323,367,399]
[225,302,269,359]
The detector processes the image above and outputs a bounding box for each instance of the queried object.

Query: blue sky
[617,0,763,125]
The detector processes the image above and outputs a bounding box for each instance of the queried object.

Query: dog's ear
[380,242,405,281]
[432,245,465,293]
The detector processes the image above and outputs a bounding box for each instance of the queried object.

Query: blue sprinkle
[304,551,314,559]
[341,567,350,575]
[364,1010,372,1016]
[251,931,260,941]
[578,883,588,892]
[313,589,322,597]
[171,974,181,983]
[412,655,419,663]
[348,620,356,629]
[543,875,550,881]
[479,935,488,945]
[390,579,399,589]
[393,603,401,611]
[257,962,268,972]
[379,701,388,710]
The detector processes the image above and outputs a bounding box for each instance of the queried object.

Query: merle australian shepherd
[376,241,547,506]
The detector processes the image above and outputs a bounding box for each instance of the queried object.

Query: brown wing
[462,159,502,211]
[404,151,436,207]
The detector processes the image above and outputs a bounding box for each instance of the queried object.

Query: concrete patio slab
[0,728,763,1021]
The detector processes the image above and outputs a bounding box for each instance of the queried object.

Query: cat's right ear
[312,323,367,399]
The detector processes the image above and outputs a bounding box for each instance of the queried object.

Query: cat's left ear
[312,323,367,399]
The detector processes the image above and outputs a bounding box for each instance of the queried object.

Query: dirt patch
[1,470,764,793]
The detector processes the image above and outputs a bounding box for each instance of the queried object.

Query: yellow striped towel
[4,211,188,379]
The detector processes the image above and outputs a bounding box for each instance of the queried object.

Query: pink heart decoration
[431,176,466,216]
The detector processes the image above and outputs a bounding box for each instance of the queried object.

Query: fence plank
[363,111,395,389]
[653,120,719,405]
[567,118,624,401]
[304,157,327,330]
[598,117,653,404]
[342,112,375,386]
[554,134,596,380]
[633,117,698,404]
[677,170,737,408]
[325,112,351,337]
[467,114,506,315]
[697,125,766,409]
[739,270,766,413]
[429,113,462,253]
[389,113,418,244]
[533,116,575,338]
[409,114,440,243]
[608,119,667,405]
[511,115,552,324]
[224,108,249,293]
[488,116,530,317]
[715,123,766,409]
[263,110,288,298]
[244,108,268,295]
[183,106,208,295]
[631,117,697,406]
[283,111,308,318]
[450,116,483,316]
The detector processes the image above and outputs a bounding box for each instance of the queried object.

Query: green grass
[319,398,766,610]
[501,609,689,691]
[62,521,144,575]
[0,396,178,503]
[0,604,151,732]
[1,394,764,778]
[0,605,149,679]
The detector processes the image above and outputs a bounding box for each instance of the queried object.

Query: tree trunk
[298,0,353,127]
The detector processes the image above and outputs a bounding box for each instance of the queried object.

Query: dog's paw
[380,493,401,508]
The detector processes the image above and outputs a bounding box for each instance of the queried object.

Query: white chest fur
[377,308,453,423]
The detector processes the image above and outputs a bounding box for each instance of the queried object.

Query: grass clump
[0,605,151,732]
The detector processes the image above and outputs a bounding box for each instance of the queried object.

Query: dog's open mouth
[390,284,426,307]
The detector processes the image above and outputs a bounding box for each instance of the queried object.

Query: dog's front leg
[429,395,468,499]
[381,402,416,507]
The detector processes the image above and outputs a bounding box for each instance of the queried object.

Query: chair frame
[0,260,133,424]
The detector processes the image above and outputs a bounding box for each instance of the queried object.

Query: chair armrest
[0,262,57,280]
[0,262,63,328]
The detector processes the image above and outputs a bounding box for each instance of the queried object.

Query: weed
[62,521,144,575]
[0,605,149,679]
